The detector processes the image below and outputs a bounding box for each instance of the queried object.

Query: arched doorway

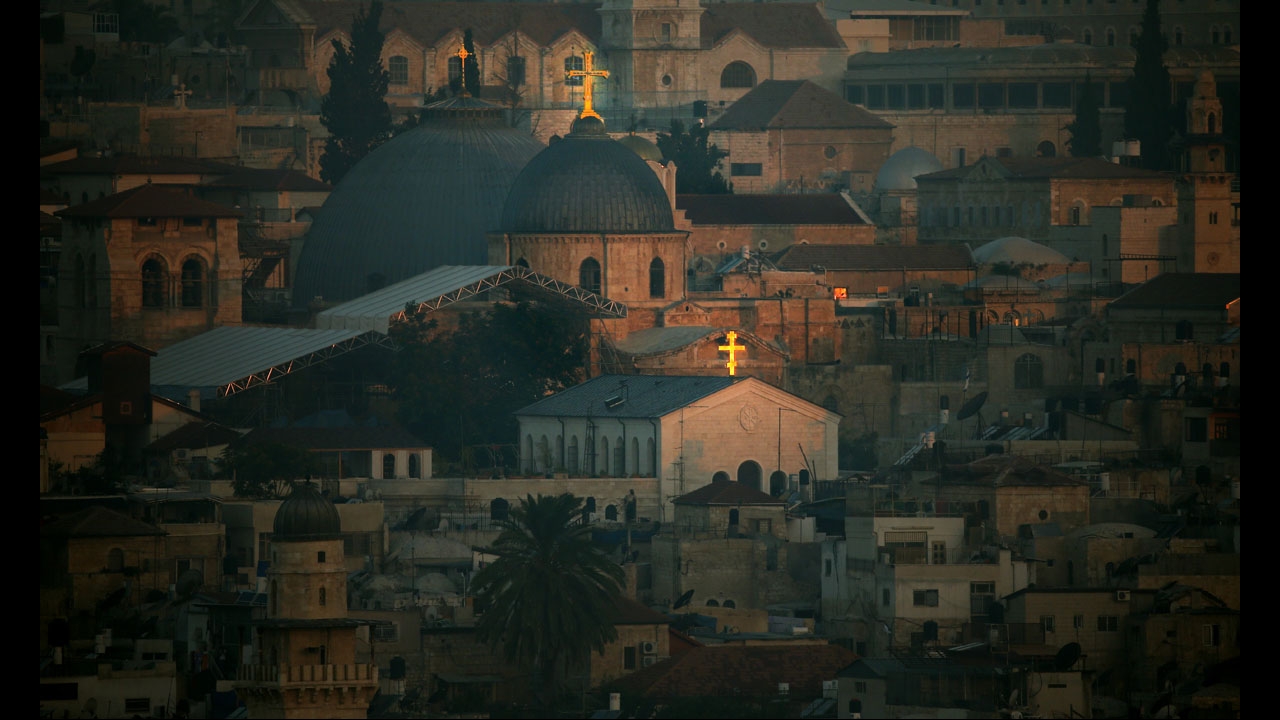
[769,470,788,497]
[736,460,762,491]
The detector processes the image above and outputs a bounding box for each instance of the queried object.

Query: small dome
[973,236,1072,265]
[500,118,675,234]
[273,481,341,540]
[617,133,664,163]
[874,147,944,192]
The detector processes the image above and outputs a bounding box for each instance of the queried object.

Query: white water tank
[609,693,621,711]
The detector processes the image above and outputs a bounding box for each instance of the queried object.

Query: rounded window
[661,74,672,87]
[824,145,837,159]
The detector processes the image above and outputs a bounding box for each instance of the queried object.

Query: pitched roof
[673,481,785,506]
[515,374,744,419]
[56,184,243,219]
[710,80,893,131]
[677,194,868,226]
[608,643,858,700]
[773,244,974,271]
[40,505,166,538]
[235,425,428,451]
[700,3,848,49]
[298,1,602,47]
[1108,273,1240,310]
[915,155,1171,182]
[42,155,241,176]
[147,420,245,453]
[944,454,1087,488]
[614,596,674,626]
[201,167,333,192]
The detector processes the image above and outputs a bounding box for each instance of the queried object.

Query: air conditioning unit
[778,682,790,696]
[641,640,656,655]
[1115,590,1131,601]
[641,655,659,668]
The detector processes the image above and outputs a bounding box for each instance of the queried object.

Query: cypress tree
[1066,71,1103,158]
[1124,0,1176,170]
[319,1,391,186]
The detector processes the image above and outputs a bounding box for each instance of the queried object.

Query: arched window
[1037,140,1056,158]
[448,55,463,84]
[1014,353,1044,389]
[1083,28,1093,45]
[646,437,655,475]
[769,470,788,497]
[388,55,409,85]
[1106,28,1116,46]
[108,548,125,572]
[723,599,736,609]
[565,55,584,86]
[706,599,719,607]
[736,460,762,491]
[142,257,166,308]
[605,504,618,521]
[1070,203,1083,226]
[600,436,610,476]
[383,453,396,478]
[579,257,601,294]
[1208,113,1217,134]
[631,437,640,475]
[319,586,327,607]
[1222,26,1232,44]
[649,257,665,298]
[408,454,421,479]
[1174,27,1183,45]
[720,61,756,88]
[712,470,731,483]
[568,436,579,474]
[180,257,206,307]
[1210,26,1220,44]
[507,56,526,87]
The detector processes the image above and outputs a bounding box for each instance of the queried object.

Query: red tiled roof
[774,243,975,271]
[701,4,847,49]
[673,481,784,506]
[201,167,333,192]
[677,194,867,226]
[42,155,242,176]
[609,643,858,700]
[237,425,428,451]
[55,184,243,219]
[916,155,1172,182]
[39,505,167,538]
[710,80,893,131]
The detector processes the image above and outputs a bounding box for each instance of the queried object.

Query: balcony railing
[236,663,378,688]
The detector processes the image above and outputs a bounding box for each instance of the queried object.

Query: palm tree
[471,493,625,707]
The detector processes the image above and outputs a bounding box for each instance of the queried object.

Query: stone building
[53,185,243,384]
[706,79,895,194]
[235,0,850,124]
[234,481,379,718]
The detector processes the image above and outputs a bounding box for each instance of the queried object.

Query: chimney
[188,389,201,413]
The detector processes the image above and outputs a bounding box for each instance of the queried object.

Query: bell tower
[1175,70,1237,273]
[597,0,705,112]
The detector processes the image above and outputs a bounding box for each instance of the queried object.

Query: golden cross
[717,331,747,376]
[566,50,609,121]
[456,45,471,96]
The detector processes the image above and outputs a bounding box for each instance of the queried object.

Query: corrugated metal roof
[515,374,744,419]
[60,326,369,394]
[315,265,519,333]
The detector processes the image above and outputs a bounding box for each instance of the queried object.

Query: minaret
[234,481,378,718]
[1175,70,1237,273]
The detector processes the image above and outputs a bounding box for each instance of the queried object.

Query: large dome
[973,236,1072,265]
[293,97,545,308]
[874,146,944,192]
[273,481,341,540]
[500,116,675,234]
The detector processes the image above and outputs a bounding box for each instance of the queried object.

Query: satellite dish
[176,568,204,597]
[672,589,695,610]
[956,391,988,421]
[1055,642,1082,671]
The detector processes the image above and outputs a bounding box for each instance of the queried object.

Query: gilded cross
[718,331,747,376]
[456,45,471,96]
[566,50,609,121]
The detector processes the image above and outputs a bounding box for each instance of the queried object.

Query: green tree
[319,1,391,185]
[221,441,322,499]
[1124,0,1176,170]
[388,301,589,467]
[1065,71,1103,158]
[110,0,181,44]
[464,28,482,97]
[655,118,732,194]
[471,493,625,707]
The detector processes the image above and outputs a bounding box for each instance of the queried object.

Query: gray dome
[874,146,944,192]
[973,236,1072,265]
[293,98,545,307]
[500,117,675,234]
[273,481,341,540]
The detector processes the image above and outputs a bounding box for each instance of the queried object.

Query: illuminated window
[833,287,848,299]
[565,55,584,86]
